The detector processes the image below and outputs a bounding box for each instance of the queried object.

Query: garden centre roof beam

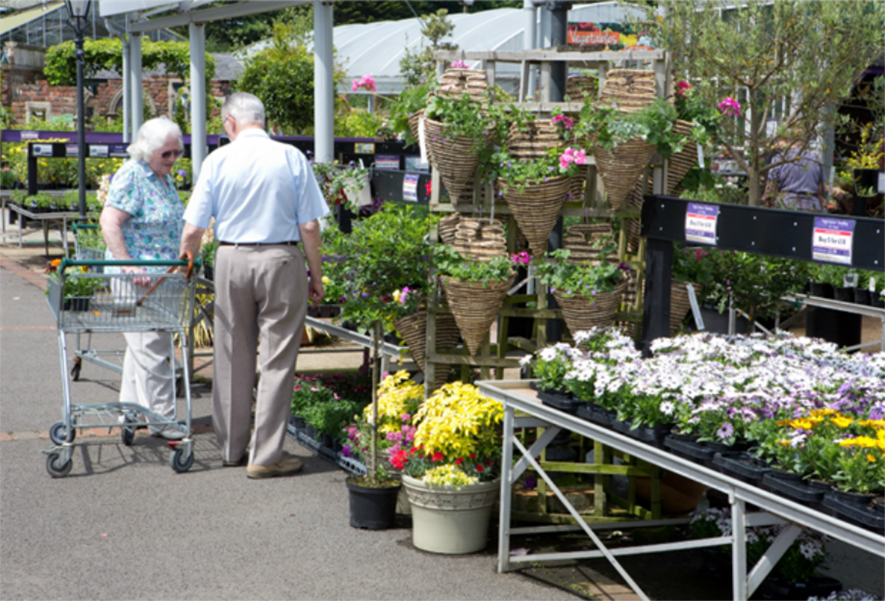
[125,1,309,33]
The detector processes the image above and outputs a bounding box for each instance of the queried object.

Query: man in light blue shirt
[180,92,329,478]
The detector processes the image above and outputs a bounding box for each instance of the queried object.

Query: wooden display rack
[422,48,676,388]
[413,49,680,526]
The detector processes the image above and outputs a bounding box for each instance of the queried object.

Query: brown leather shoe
[246,456,303,479]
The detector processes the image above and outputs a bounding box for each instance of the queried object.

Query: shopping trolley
[42,255,197,477]
[66,224,187,389]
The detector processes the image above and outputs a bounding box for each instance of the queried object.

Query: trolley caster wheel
[49,421,75,445]
[71,360,81,381]
[170,449,194,473]
[45,452,73,478]
[121,419,136,446]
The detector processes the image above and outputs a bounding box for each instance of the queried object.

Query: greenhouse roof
[239,2,651,95]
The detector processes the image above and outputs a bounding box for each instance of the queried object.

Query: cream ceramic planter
[402,474,500,554]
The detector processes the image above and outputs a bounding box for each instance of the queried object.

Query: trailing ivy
[44,38,215,86]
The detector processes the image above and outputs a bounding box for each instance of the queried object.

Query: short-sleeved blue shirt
[183,128,329,243]
[104,159,184,270]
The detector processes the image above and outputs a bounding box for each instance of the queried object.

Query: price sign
[812,217,854,265]
[375,155,400,171]
[685,202,719,245]
[65,144,79,157]
[89,145,109,158]
[403,173,420,203]
[32,144,53,157]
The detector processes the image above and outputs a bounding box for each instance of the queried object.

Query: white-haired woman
[100,116,186,440]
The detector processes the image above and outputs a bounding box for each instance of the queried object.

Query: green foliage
[201,239,219,269]
[44,38,215,86]
[334,105,385,139]
[535,248,626,298]
[577,99,689,159]
[672,245,717,288]
[238,23,343,135]
[311,162,369,214]
[387,81,438,144]
[489,147,580,195]
[637,0,885,206]
[434,244,514,284]
[321,204,439,333]
[399,9,457,88]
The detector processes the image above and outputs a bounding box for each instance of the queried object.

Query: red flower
[455,457,463,465]
[425,181,433,196]
[469,454,476,460]
[476,465,484,472]
[432,452,444,462]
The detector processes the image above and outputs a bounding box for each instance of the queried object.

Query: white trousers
[120,331,176,434]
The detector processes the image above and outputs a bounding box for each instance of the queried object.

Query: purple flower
[717,422,734,440]
[178,169,186,178]
[342,445,352,458]
[523,476,537,490]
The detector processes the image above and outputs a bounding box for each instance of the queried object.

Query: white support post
[188,22,207,182]
[121,33,130,143]
[523,0,537,99]
[731,496,748,601]
[129,33,143,136]
[313,1,335,164]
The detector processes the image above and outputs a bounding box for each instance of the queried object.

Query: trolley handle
[71,222,98,233]
[135,252,195,307]
[59,257,200,271]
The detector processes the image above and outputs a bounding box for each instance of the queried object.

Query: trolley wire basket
[43,256,199,478]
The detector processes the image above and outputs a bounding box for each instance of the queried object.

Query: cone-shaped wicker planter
[594,138,657,212]
[670,280,702,335]
[424,118,480,203]
[498,176,573,253]
[408,110,432,163]
[441,272,515,356]
[554,279,628,338]
[394,310,461,391]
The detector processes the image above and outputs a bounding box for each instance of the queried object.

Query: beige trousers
[212,244,307,466]
[121,331,176,435]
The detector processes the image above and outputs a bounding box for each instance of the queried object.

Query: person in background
[100,116,186,440]
[762,137,827,212]
[179,92,329,478]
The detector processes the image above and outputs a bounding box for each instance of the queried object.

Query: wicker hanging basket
[593,137,657,211]
[441,272,515,356]
[438,212,461,245]
[670,280,702,335]
[498,176,573,253]
[554,279,628,338]
[563,223,616,265]
[424,117,479,204]
[506,120,561,161]
[597,69,657,113]
[394,310,461,391]
[452,217,507,263]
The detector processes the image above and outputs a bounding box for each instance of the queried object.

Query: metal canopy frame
[101,0,333,172]
[479,380,885,601]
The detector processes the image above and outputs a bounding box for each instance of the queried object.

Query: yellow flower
[830,415,853,429]
[838,436,878,449]
[321,276,330,285]
[866,454,876,463]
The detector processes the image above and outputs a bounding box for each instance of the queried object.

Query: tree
[237,22,344,135]
[641,0,885,206]
[399,9,458,89]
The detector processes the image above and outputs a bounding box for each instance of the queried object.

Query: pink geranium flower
[718,97,741,117]
[351,73,377,93]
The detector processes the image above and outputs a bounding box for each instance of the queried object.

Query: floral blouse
[104,159,184,272]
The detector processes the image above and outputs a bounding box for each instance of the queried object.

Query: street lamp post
[64,0,91,221]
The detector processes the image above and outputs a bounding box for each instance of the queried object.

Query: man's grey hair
[127,116,183,162]
[222,92,266,128]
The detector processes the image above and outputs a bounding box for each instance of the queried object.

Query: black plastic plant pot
[664,433,715,465]
[711,452,771,485]
[346,477,400,530]
[754,575,842,601]
[291,415,307,430]
[821,495,884,533]
[854,288,871,305]
[853,168,879,196]
[62,298,90,312]
[625,422,673,448]
[809,282,834,299]
[576,403,615,428]
[203,265,214,281]
[833,287,854,303]
[530,382,585,415]
[760,473,826,506]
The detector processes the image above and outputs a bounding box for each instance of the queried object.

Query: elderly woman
[100,117,186,440]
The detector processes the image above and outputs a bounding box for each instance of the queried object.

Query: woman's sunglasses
[161,149,184,159]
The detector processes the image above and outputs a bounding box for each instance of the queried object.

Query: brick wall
[2,67,232,126]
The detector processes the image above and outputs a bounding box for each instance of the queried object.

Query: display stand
[6,203,77,256]
[421,49,676,393]
[479,380,885,601]
[785,294,885,352]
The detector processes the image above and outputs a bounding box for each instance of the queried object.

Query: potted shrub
[396,381,504,554]
[45,259,104,312]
